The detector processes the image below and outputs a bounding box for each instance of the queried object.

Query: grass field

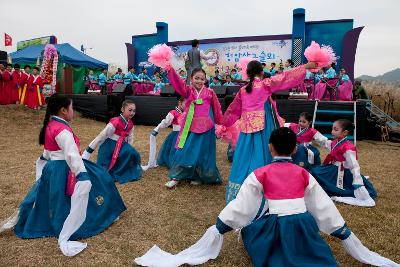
[0,105,399,266]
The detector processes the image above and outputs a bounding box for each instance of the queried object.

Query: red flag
[4,33,12,46]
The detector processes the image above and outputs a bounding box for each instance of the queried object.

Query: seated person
[223,75,236,86]
[209,76,222,86]
[231,69,242,81]
[137,68,151,81]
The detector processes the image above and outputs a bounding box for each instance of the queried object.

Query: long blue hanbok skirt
[97,138,142,184]
[168,108,221,184]
[311,164,377,198]
[292,143,321,171]
[14,159,126,240]
[241,212,338,267]
[157,130,179,169]
[226,101,278,203]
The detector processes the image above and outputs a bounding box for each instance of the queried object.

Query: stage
[71,94,368,140]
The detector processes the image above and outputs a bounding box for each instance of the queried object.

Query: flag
[4,33,12,46]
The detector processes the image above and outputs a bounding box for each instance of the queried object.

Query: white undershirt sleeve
[55,130,86,176]
[154,112,174,132]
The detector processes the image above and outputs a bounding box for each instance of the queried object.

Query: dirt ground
[0,105,399,266]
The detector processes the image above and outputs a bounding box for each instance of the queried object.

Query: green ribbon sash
[178,98,203,149]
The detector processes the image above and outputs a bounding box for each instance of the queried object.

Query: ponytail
[39,108,51,145]
[244,60,263,94]
[245,75,255,93]
[38,94,72,145]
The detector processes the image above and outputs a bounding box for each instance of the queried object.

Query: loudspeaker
[112,83,127,93]
[210,86,226,97]
[0,51,7,65]
[273,90,290,100]
[226,86,240,96]
[160,85,176,96]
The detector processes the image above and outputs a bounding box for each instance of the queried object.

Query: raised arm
[263,65,307,93]
[167,67,190,98]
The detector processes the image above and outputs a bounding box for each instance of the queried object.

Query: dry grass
[0,105,399,267]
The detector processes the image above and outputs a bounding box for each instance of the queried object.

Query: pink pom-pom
[215,121,240,148]
[304,41,337,71]
[148,44,175,69]
[237,57,253,80]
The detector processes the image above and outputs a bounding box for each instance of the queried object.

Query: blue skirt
[168,127,221,184]
[311,164,377,198]
[241,212,338,267]
[226,101,278,203]
[97,138,142,184]
[292,143,321,171]
[157,130,179,169]
[14,159,126,240]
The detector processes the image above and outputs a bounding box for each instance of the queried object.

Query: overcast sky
[1,0,398,76]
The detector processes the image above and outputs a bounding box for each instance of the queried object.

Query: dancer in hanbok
[284,112,326,171]
[0,94,126,256]
[135,128,398,267]
[142,97,184,170]
[222,60,317,203]
[311,119,377,207]
[82,99,142,184]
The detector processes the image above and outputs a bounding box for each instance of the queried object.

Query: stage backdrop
[170,39,292,77]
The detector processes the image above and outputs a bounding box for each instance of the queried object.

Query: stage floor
[71,94,367,140]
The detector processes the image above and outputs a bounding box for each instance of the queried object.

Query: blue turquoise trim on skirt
[14,159,126,240]
[226,100,278,203]
[157,130,179,169]
[97,138,142,184]
[311,164,377,198]
[168,127,221,184]
[292,143,321,171]
[241,212,338,267]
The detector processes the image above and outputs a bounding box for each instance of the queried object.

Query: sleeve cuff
[216,217,233,234]
[39,154,48,161]
[330,224,351,240]
[85,146,94,153]
[76,172,90,182]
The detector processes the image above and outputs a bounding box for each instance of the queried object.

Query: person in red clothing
[11,64,22,104]
[1,63,14,105]
[25,66,45,109]
[19,65,31,105]
[0,63,4,104]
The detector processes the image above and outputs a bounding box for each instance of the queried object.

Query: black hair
[299,112,312,122]
[39,94,72,145]
[213,76,219,81]
[128,66,133,70]
[335,119,354,134]
[331,62,336,69]
[261,63,266,67]
[142,68,146,72]
[14,63,20,69]
[269,127,297,156]
[190,67,206,78]
[102,68,107,72]
[215,70,220,74]
[226,74,232,79]
[191,39,199,47]
[178,97,185,102]
[263,72,271,79]
[6,63,12,67]
[245,60,263,93]
[117,68,122,72]
[231,69,237,73]
[33,66,40,72]
[271,62,276,67]
[286,59,294,67]
[24,65,31,70]
[121,99,136,108]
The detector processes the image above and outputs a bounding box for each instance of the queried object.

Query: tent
[10,43,108,94]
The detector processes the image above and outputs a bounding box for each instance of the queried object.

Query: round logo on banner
[204,48,219,66]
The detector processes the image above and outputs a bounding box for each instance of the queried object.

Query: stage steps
[312,101,357,145]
